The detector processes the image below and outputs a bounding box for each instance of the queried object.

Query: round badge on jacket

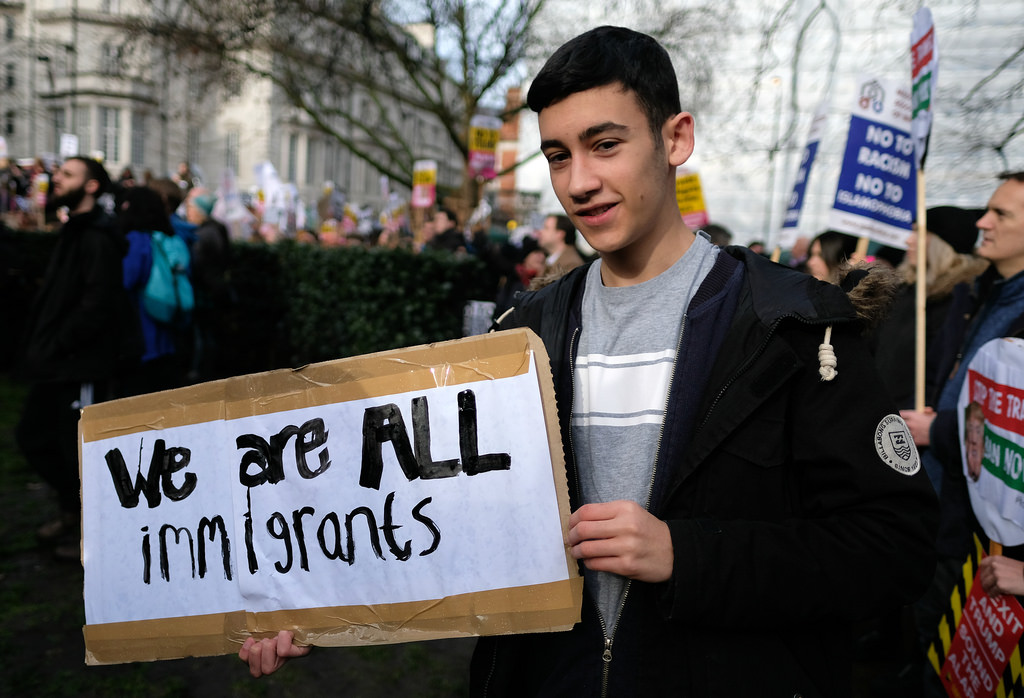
[874,414,920,475]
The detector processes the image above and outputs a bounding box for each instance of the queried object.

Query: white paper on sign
[82,355,567,626]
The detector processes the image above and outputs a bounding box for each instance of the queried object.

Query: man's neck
[599,220,695,287]
[996,259,1024,280]
[70,197,96,217]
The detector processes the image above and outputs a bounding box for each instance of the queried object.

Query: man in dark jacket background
[902,171,1024,696]
[16,156,127,559]
[240,27,939,696]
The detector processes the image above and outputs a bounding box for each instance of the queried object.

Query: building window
[338,146,350,190]
[365,160,377,196]
[324,142,337,184]
[50,108,65,154]
[188,74,202,102]
[4,17,14,41]
[5,111,14,137]
[75,105,91,154]
[101,0,121,12]
[99,107,120,162]
[287,133,298,183]
[224,73,242,99]
[100,43,122,76]
[305,137,318,186]
[131,112,146,166]
[225,130,240,173]
[186,126,201,169]
[5,63,14,89]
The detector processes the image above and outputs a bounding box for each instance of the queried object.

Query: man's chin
[51,189,87,210]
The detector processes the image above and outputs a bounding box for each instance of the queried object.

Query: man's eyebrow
[539,121,629,152]
[579,121,628,142]
[540,137,566,152]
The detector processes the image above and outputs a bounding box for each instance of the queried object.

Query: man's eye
[596,141,618,152]
[546,152,568,165]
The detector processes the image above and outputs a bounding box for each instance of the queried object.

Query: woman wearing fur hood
[872,206,989,411]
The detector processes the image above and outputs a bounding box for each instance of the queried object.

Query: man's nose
[567,158,599,201]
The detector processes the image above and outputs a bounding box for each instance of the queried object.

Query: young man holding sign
[243,27,938,695]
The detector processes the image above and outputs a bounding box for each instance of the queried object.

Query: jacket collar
[723,246,859,328]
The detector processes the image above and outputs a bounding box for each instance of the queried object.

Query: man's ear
[665,112,695,167]
[83,178,99,196]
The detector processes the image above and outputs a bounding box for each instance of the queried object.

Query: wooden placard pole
[854,236,871,262]
[915,171,927,411]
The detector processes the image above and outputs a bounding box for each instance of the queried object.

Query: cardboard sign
[80,329,581,665]
[469,115,502,180]
[411,160,437,208]
[675,170,709,229]
[938,546,1024,698]
[959,338,1024,546]
[827,75,916,249]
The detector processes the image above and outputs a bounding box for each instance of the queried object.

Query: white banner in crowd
[910,7,937,172]
[411,159,437,208]
[827,75,916,249]
[59,134,79,159]
[958,337,1024,547]
[778,103,828,250]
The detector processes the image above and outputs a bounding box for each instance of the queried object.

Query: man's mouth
[576,203,616,218]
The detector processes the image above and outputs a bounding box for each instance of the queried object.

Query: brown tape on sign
[84,578,585,665]
[80,328,581,665]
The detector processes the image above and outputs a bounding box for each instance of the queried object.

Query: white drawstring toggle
[818,325,837,381]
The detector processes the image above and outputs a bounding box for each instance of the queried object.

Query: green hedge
[1,230,494,375]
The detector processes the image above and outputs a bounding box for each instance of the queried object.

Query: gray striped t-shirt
[573,232,718,634]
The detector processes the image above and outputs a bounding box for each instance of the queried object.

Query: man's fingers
[276,630,311,659]
[246,639,264,677]
[238,632,309,678]
[569,502,620,528]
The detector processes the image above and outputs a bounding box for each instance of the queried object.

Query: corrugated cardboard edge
[84,577,585,665]
[81,328,582,665]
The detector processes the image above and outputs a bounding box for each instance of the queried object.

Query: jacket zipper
[568,324,622,697]
[697,314,789,434]
[593,313,687,697]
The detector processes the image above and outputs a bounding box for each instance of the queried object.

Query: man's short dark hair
[437,207,457,225]
[548,214,575,245]
[67,156,111,196]
[999,171,1024,183]
[527,26,682,140]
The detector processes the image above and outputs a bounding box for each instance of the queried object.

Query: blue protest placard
[828,76,916,249]
[779,105,827,250]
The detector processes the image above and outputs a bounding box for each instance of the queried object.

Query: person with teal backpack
[119,185,193,395]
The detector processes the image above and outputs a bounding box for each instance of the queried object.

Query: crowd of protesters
[7,147,1024,696]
